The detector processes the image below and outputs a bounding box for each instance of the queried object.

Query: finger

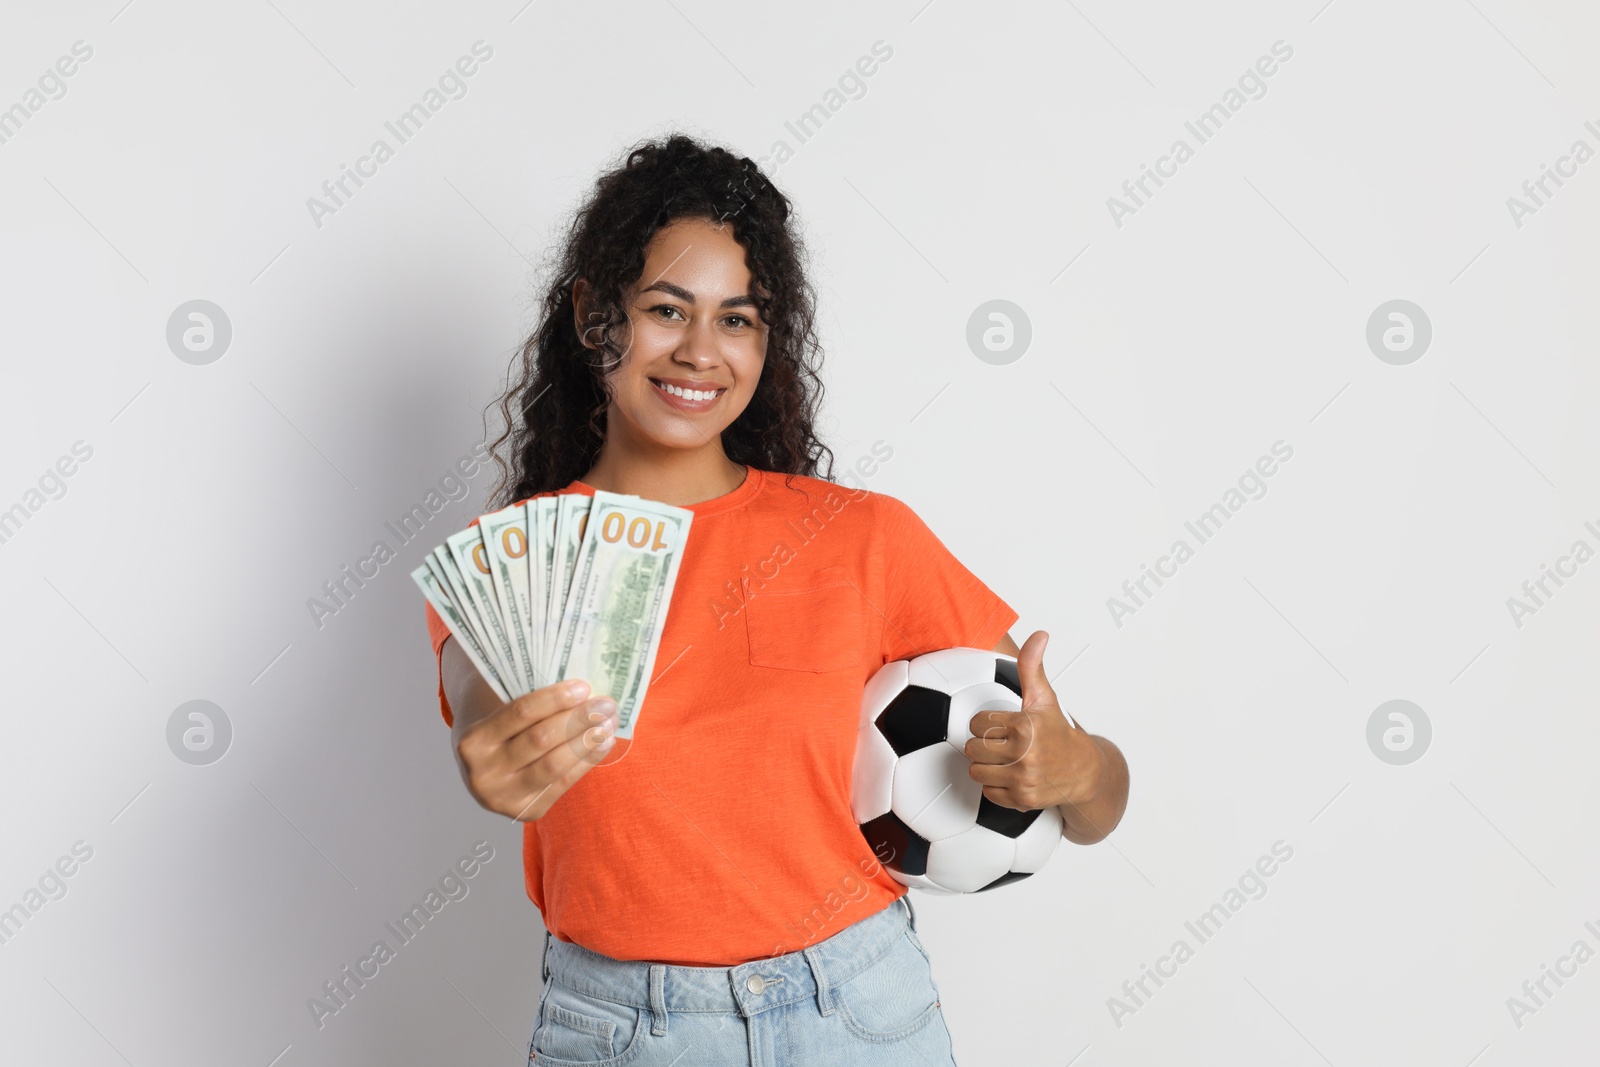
[1017,630,1082,729]
[477,678,592,746]
[983,788,1021,810]
[965,709,1033,765]
[502,697,617,770]
[975,780,1025,810]
[507,721,616,819]
[968,757,1032,794]
[1016,630,1055,710]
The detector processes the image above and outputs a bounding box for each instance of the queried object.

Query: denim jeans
[530,895,959,1066]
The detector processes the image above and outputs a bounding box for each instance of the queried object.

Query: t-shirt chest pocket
[743,565,869,672]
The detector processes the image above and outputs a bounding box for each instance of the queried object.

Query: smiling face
[578,216,769,462]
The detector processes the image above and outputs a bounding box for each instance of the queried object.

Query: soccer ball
[852,648,1064,894]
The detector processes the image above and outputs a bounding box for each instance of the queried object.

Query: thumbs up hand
[964,630,1128,844]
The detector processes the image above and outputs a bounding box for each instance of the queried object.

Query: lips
[650,377,726,411]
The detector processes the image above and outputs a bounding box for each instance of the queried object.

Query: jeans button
[746,975,766,994]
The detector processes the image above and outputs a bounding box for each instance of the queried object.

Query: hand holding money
[448,669,619,822]
[414,490,693,741]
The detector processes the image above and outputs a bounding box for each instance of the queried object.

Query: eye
[646,304,684,321]
[723,314,753,329]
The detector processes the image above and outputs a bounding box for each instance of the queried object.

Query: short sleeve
[424,600,455,728]
[874,494,1018,663]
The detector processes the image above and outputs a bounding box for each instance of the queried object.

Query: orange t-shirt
[423,466,1017,965]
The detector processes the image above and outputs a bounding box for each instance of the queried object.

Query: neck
[581,438,747,507]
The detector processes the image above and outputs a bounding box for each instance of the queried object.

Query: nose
[673,316,722,370]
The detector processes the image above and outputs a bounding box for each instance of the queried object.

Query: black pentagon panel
[975,796,1041,839]
[976,870,1032,893]
[859,812,930,876]
[994,657,1022,698]
[874,685,951,756]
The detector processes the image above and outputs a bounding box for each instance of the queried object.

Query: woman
[425,134,1129,1066]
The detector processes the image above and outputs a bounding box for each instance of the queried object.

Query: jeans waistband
[540,895,918,1026]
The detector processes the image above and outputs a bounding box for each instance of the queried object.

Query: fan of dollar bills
[412,490,694,739]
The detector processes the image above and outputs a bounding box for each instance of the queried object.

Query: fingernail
[567,679,590,699]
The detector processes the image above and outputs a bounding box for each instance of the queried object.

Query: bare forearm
[1058,735,1129,845]
[442,637,506,761]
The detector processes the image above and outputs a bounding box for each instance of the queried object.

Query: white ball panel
[926,826,1018,893]
[891,743,982,842]
[898,873,963,896]
[860,658,909,729]
[945,681,1024,748]
[1012,805,1065,873]
[907,647,997,694]
[850,723,898,823]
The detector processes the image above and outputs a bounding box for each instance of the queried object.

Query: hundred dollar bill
[428,546,498,681]
[411,563,511,703]
[426,548,497,675]
[445,526,526,693]
[550,490,692,738]
[480,504,542,690]
[544,493,593,680]
[529,496,558,681]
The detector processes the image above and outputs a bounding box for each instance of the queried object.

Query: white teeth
[655,381,719,402]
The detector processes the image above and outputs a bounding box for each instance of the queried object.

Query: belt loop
[541,928,552,983]
[901,893,918,932]
[802,945,835,1017]
[648,964,669,1036]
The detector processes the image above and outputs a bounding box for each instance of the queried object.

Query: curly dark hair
[485,133,834,507]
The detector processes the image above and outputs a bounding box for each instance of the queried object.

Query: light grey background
[2,1,1597,1064]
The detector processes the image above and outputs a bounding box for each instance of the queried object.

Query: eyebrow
[639,280,757,310]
